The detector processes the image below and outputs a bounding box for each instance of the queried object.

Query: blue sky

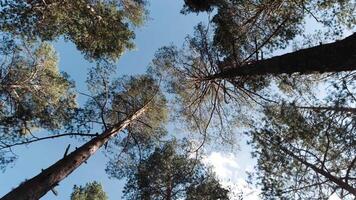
[0,1,211,199]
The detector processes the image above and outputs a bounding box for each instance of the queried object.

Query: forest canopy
[0,0,355,199]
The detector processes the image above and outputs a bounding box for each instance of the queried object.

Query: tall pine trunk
[280,145,356,196]
[0,106,147,200]
[165,170,173,200]
[296,106,356,113]
[206,33,356,80]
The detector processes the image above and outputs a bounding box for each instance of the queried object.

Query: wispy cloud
[203,152,260,200]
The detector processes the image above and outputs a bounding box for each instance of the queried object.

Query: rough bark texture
[0,106,147,200]
[208,32,356,79]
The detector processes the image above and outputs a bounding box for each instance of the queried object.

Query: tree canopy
[0,0,148,60]
[0,0,355,199]
[70,181,108,200]
[107,141,230,200]
[0,41,76,132]
[0,40,76,171]
[248,104,355,199]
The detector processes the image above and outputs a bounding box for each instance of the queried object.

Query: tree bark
[165,173,173,200]
[206,32,356,80]
[0,106,148,200]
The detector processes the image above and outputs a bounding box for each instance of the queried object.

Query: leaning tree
[147,0,355,150]
[0,68,168,199]
[0,0,169,199]
[0,0,150,171]
[247,103,356,199]
[0,40,77,170]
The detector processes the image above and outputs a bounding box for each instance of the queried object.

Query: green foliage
[0,40,76,171]
[183,0,355,57]
[0,41,76,135]
[110,141,230,200]
[179,0,355,103]
[186,175,231,200]
[107,75,168,154]
[83,64,168,136]
[148,25,266,147]
[153,0,355,152]
[70,181,108,200]
[76,66,169,179]
[181,0,220,13]
[0,0,148,60]
[110,75,168,129]
[248,105,356,199]
[0,0,354,199]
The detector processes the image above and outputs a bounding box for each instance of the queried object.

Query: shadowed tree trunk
[296,106,356,113]
[279,144,356,196]
[206,33,356,80]
[0,105,148,200]
[165,172,173,200]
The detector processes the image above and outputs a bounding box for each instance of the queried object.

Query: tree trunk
[206,32,356,80]
[0,106,147,200]
[165,173,173,200]
[280,145,356,196]
[296,106,356,113]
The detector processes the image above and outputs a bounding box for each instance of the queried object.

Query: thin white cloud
[203,151,344,200]
[203,152,260,200]
[203,152,240,180]
[328,194,342,200]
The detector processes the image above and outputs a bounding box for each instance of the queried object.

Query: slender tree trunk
[296,106,356,113]
[165,173,173,200]
[206,32,356,80]
[280,145,356,196]
[0,106,147,200]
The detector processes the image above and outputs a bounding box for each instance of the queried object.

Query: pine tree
[248,105,356,199]
[0,73,168,200]
[70,181,108,200]
[0,0,148,60]
[0,41,76,133]
[107,141,230,200]
[0,39,77,171]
